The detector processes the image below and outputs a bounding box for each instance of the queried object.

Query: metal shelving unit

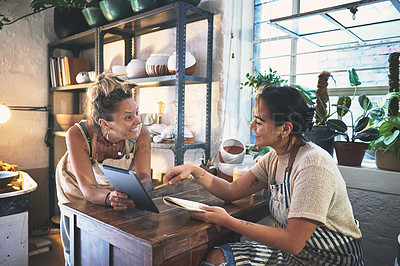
[48,2,213,213]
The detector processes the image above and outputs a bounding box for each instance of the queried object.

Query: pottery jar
[126,59,147,78]
[167,51,197,75]
[145,54,170,77]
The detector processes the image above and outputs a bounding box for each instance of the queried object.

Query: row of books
[49,56,90,88]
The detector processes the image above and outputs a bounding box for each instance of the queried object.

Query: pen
[147,182,169,192]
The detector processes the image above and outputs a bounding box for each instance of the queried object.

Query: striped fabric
[227,226,364,265]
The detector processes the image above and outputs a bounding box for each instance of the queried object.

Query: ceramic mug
[219,139,245,164]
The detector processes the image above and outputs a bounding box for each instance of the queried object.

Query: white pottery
[88,71,96,82]
[167,51,197,75]
[219,139,245,164]
[145,53,170,77]
[126,59,147,79]
[76,72,90,83]
[111,65,126,76]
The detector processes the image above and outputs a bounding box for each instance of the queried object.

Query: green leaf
[327,119,347,133]
[356,128,379,141]
[354,117,369,132]
[348,68,361,87]
[336,96,352,117]
[383,130,400,146]
[389,115,400,128]
[358,94,372,111]
[369,107,385,121]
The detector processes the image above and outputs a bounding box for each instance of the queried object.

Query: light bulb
[0,104,11,124]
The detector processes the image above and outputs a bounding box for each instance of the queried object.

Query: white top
[251,142,362,239]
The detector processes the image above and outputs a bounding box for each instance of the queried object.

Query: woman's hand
[163,164,195,185]
[189,205,231,225]
[108,191,135,211]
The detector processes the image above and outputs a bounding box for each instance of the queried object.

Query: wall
[339,165,400,265]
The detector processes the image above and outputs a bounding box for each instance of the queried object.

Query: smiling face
[250,98,283,149]
[107,98,141,141]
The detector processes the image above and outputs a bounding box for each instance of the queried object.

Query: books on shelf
[49,56,89,87]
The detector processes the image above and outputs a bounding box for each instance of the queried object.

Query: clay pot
[218,162,237,182]
[56,114,84,131]
[54,8,89,39]
[130,0,158,13]
[126,59,147,78]
[167,51,197,75]
[375,150,400,172]
[146,54,170,77]
[333,141,368,166]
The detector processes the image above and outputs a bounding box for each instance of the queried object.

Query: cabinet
[48,2,213,215]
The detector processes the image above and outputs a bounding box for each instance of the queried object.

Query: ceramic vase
[130,0,158,13]
[146,54,170,77]
[167,51,197,75]
[54,8,89,39]
[126,59,147,78]
[100,0,134,22]
[82,7,108,28]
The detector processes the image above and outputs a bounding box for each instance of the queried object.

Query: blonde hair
[86,72,132,125]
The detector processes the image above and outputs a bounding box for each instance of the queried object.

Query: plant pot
[54,8,90,39]
[100,0,134,22]
[375,150,400,172]
[82,7,108,28]
[333,141,368,166]
[130,0,158,13]
[304,125,334,156]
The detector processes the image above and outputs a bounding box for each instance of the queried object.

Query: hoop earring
[106,130,109,140]
[281,134,285,140]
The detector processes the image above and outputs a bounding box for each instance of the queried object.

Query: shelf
[50,83,91,92]
[127,75,207,87]
[100,2,211,37]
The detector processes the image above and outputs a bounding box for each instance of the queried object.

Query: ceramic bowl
[167,51,197,75]
[100,0,134,22]
[145,54,170,76]
[0,171,19,188]
[219,139,245,164]
[126,59,147,78]
[111,65,127,76]
[56,114,84,131]
[88,71,96,82]
[218,162,238,182]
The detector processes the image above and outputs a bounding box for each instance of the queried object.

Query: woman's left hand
[189,205,231,225]
[109,191,135,211]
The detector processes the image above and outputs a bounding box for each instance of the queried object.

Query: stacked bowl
[217,139,245,182]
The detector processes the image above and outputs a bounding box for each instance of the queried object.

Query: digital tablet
[99,164,159,213]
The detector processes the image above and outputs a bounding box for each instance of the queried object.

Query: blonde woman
[56,73,151,265]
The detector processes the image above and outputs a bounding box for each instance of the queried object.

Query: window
[251,0,400,144]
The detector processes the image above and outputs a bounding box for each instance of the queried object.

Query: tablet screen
[99,164,159,213]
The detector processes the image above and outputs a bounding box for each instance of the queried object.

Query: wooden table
[62,179,269,266]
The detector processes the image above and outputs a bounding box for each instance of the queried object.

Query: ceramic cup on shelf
[145,54,170,77]
[126,59,147,79]
[82,7,108,28]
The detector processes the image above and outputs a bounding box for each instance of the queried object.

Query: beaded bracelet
[104,191,111,207]
[194,169,206,180]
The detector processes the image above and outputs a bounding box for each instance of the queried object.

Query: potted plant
[369,52,400,171]
[326,69,381,166]
[304,71,336,155]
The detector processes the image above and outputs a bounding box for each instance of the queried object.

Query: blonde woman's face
[109,98,141,140]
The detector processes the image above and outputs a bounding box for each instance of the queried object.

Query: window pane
[300,0,355,13]
[275,16,337,35]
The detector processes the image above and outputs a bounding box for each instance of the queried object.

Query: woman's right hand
[163,164,195,185]
[108,191,135,211]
